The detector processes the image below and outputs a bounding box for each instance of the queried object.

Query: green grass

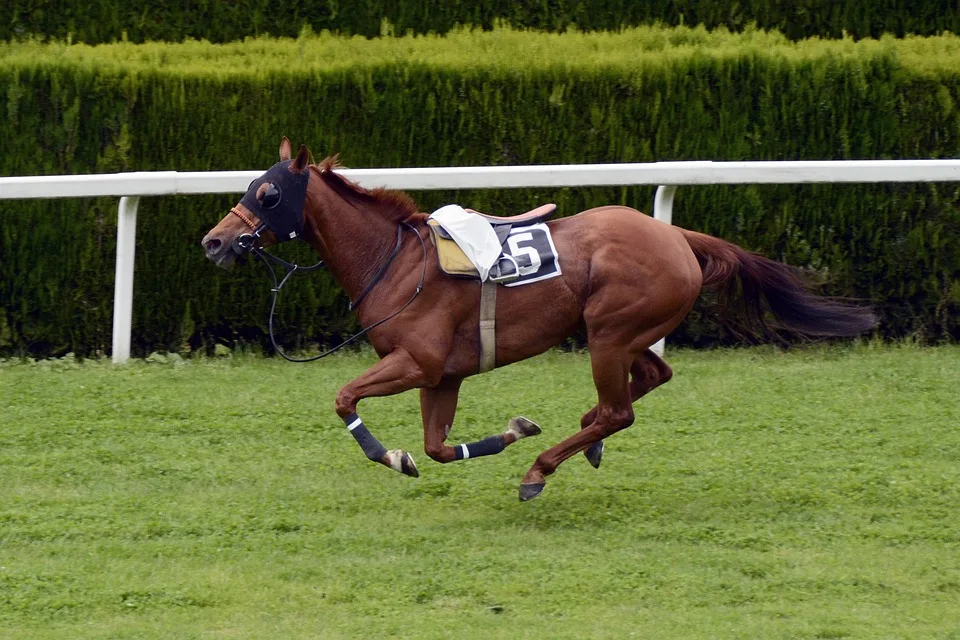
[1,344,959,638]
[3,25,960,77]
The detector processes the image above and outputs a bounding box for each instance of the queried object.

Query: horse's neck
[304,180,400,302]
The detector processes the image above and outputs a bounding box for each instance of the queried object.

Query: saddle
[468,204,557,227]
[426,203,557,375]
[427,204,556,281]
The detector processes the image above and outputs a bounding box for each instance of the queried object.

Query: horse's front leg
[335,348,431,477]
[421,377,542,464]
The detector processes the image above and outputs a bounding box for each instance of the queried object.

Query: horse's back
[552,204,677,241]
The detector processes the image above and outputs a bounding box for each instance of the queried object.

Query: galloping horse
[201,139,876,501]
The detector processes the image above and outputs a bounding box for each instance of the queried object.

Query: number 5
[507,232,541,276]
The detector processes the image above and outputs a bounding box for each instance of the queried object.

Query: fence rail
[3,159,960,361]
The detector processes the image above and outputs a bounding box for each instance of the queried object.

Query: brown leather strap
[479,279,497,373]
[229,206,260,231]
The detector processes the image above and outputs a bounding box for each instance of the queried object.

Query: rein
[349,223,406,311]
[232,213,427,363]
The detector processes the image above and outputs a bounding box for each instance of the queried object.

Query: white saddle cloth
[428,204,502,281]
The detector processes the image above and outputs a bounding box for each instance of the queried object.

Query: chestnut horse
[201,139,876,501]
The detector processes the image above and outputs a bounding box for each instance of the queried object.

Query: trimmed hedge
[1,27,958,356]
[4,0,960,43]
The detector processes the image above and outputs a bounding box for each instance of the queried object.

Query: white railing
[3,159,960,362]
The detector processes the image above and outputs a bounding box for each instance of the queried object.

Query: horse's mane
[313,156,426,223]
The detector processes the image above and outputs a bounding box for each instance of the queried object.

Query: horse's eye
[261,183,282,209]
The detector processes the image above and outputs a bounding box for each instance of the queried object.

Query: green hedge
[1,27,958,356]
[5,0,960,43]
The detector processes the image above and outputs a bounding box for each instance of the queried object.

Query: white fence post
[651,185,678,356]
[112,196,139,363]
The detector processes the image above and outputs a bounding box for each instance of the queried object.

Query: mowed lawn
[1,344,958,639]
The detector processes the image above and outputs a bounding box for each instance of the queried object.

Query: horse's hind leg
[583,349,673,468]
[519,341,636,500]
[519,308,689,501]
[517,218,702,500]
[421,377,541,464]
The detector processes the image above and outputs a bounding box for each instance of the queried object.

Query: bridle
[228,207,427,363]
[229,206,261,235]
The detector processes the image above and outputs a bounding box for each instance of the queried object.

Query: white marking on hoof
[385,449,419,477]
[507,416,542,440]
[385,449,405,472]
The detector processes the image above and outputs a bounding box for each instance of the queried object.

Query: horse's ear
[292,144,310,173]
[279,136,292,162]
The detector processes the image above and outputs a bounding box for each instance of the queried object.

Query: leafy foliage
[1,27,958,356]
[3,0,960,43]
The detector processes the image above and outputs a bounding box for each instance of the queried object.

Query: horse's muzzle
[201,233,242,268]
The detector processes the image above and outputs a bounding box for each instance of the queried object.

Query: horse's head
[201,137,312,267]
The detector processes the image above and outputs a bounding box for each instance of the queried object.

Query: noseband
[229,207,427,363]
[229,206,260,234]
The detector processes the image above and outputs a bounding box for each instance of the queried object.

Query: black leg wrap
[343,413,387,462]
[453,435,506,460]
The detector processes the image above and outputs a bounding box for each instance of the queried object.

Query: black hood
[238,160,310,243]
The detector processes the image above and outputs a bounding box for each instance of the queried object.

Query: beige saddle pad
[427,218,483,278]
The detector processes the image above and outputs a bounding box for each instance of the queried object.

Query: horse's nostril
[205,238,222,254]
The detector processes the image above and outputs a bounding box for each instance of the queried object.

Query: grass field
[1,344,959,639]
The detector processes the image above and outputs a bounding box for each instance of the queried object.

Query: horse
[201,138,877,501]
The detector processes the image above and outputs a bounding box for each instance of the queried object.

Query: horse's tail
[678,228,877,339]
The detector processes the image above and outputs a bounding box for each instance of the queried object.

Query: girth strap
[479,279,497,374]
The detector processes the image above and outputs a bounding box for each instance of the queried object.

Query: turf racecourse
[1,345,958,639]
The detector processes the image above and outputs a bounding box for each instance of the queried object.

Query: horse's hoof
[508,416,542,440]
[385,449,419,478]
[585,441,604,469]
[401,451,419,477]
[518,482,546,502]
